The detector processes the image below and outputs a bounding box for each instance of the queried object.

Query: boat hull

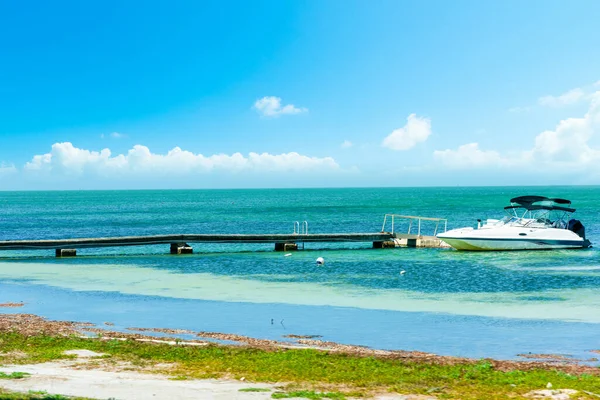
[438,227,591,251]
[439,237,589,251]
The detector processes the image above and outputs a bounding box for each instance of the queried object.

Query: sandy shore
[1,313,598,373]
[0,359,281,400]
[0,348,419,400]
[0,313,599,399]
[0,313,433,399]
[0,356,586,400]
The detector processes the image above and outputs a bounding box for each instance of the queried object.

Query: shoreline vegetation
[0,303,25,308]
[0,314,599,399]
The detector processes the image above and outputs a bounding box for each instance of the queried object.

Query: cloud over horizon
[19,143,339,180]
[435,91,600,172]
[433,143,508,168]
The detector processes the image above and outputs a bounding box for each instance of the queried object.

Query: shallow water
[0,187,599,360]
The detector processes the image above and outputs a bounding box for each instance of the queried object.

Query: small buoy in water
[400,270,406,275]
[316,257,325,265]
[284,253,292,257]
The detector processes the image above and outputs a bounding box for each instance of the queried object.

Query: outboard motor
[568,219,586,239]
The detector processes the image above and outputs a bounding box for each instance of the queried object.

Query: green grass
[0,372,30,379]
[168,375,190,381]
[0,388,92,400]
[238,388,272,392]
[271,390,346,399]
[0,332,599,399]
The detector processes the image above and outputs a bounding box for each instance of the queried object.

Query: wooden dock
[0,233,399,256]
[0,232,449,257]
[0,214,450,257]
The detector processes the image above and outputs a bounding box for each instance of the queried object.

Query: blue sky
[1,0,600,189]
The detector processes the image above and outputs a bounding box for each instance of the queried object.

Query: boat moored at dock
[437,196,592,251]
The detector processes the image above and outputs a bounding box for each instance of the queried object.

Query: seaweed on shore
[1,314,600,399]
[0,303,25,308]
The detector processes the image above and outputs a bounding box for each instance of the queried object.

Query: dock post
[56,249,76,257]
[170,243,193,255]
[373,241,395,249]
[275,243,298,251]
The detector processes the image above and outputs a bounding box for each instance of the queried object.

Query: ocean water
[0,187,599,361]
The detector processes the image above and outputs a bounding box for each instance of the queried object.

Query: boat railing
[381,214,448,237]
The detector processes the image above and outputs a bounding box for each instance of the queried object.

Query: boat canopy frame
[509,195,573,209]
[502,195,576,229]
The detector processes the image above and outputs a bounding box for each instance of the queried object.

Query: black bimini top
[506,195,575,213]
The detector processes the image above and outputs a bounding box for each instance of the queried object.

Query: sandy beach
[1,312,599,399]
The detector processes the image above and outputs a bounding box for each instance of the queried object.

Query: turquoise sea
[0,187,599,361]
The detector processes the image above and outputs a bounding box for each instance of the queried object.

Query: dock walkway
[0,233,392,250]
[0,233,401,256]
[0,214,449,256]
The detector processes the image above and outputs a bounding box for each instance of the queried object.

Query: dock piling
[275,243,298,251]
[55,249,76,257]
[170,243,193,255]
[373,241,395,249]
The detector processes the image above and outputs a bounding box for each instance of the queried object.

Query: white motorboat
[437,195,591,251]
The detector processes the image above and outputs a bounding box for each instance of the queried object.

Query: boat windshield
[499,216,517,224]
[499,216,531,227]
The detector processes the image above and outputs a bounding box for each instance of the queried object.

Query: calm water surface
[0,187,599,361]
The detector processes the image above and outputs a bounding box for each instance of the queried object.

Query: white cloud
[253,96,307,117]
[23,143,339,177]
[532,91,600,164]
[509,80,599,112]
[538,88,585,107]
[341,140,353,149]
[436,91,600,170]
[433,143,508,169]
[382,114,431,151]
